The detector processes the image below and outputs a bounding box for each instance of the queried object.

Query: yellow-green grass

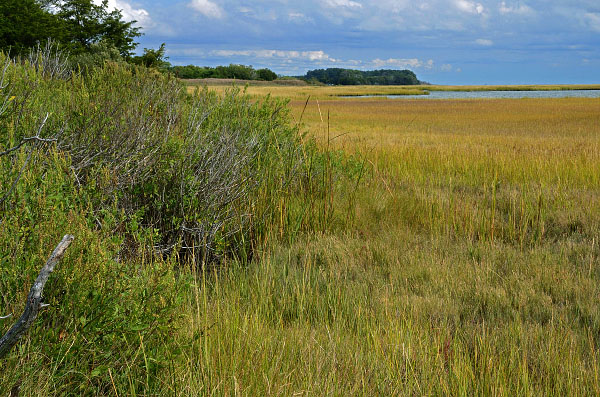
[187,83,600,100]
[187,84,430,99]
[155,90,600,394]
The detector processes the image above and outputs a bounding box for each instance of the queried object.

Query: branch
[0,234,74,359]
[0,113,54,157]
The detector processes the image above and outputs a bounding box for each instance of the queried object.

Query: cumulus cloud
[188,0,224,19]
[499,2,534,16]
[210,49,338,62]
[371,58,434,69]
[288,11,314,23]
[205,49,439,71]
[324,0,363,8]
[94,0,151,27]
[584,12,600,32]
[455,0,485,15]
[475,38,493,46]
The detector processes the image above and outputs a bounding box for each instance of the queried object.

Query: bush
[256,68,278,81]
[0,47,327,393]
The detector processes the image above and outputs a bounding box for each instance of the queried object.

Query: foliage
[256,68,278,81]
[304,67,421,85]
[51,0,141,58]
[0,0,141,59]
[171,63,279,81]
[0,0,64,56]
[131,43,171,71]
[68,39,127,73]
[0,48,334,393]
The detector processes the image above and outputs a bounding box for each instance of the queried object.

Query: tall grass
[159,90,599,395]
[1,53,599,395]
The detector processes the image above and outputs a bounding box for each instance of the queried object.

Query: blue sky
[103,0,599,84]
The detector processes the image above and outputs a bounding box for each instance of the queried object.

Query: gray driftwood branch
[0,234,74,359]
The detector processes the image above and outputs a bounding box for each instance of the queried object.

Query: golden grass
[188,83,600,100]
[289,96,600,242]
[170,85,600,394]
[188,84,429,99]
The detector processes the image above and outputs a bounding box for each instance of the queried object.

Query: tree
[304,68,420,85]
[131,43,171,71]
[0,0,141,59]
[0,0,64,55]
[52,0,141,58]
[257,68,277,81]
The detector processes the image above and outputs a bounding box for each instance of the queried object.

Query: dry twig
[0,235,74,359]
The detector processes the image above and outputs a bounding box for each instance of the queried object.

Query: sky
[101,0,599,84]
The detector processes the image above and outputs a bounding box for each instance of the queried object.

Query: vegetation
[198,83,600,101]
[304,68,421,85]
[1,42,600,394]
[171,63,278,81]
[0,0,140,58]
[0,49,336,394]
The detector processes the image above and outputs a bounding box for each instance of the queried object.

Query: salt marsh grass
[2,63,599,394]
[165,87,600,395]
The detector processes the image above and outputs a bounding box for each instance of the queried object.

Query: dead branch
[0,113,54,157]
[0,234,74,359]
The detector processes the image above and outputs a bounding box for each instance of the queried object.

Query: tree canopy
[0,0,141,58]
[0,0,64,55]
[171,64,279,81]
[304,68,421,85]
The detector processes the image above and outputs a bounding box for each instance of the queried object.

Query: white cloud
[441,64,453,71]
[584,12,600,32]
[455,0,485,15]
[324,0,363,8]
[499,2,534,16]
[95,0,151,27]
[475,38,493,46]
[210,49,338,62]
[188,0,224,19]
[371,58,434,69]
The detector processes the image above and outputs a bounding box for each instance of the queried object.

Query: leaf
[129,324,149,332]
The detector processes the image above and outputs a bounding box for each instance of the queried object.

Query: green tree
[51,0,141,57]
[131,43,171,71]
[256,68,277,81]
[0,0,141,59]
[0,0,64,55]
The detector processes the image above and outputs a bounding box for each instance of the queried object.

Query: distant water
[348,90,600,100]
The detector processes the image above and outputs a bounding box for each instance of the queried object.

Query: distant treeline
[304,68,420,85]
[171,64,278,81]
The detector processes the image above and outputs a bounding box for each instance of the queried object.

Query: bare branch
[0,235,74,359]
[0,314,12,320]
[0,113,54,157]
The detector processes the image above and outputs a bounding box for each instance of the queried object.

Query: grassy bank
[188,83,600,101]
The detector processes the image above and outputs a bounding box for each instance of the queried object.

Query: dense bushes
[0,49,312,265]
[0,48,332,393]
[171,63,279,81]
[304,68,420,85]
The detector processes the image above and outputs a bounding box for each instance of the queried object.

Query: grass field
[3,68,599,394]
[187,82,600,100]
[158,86,600,394]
